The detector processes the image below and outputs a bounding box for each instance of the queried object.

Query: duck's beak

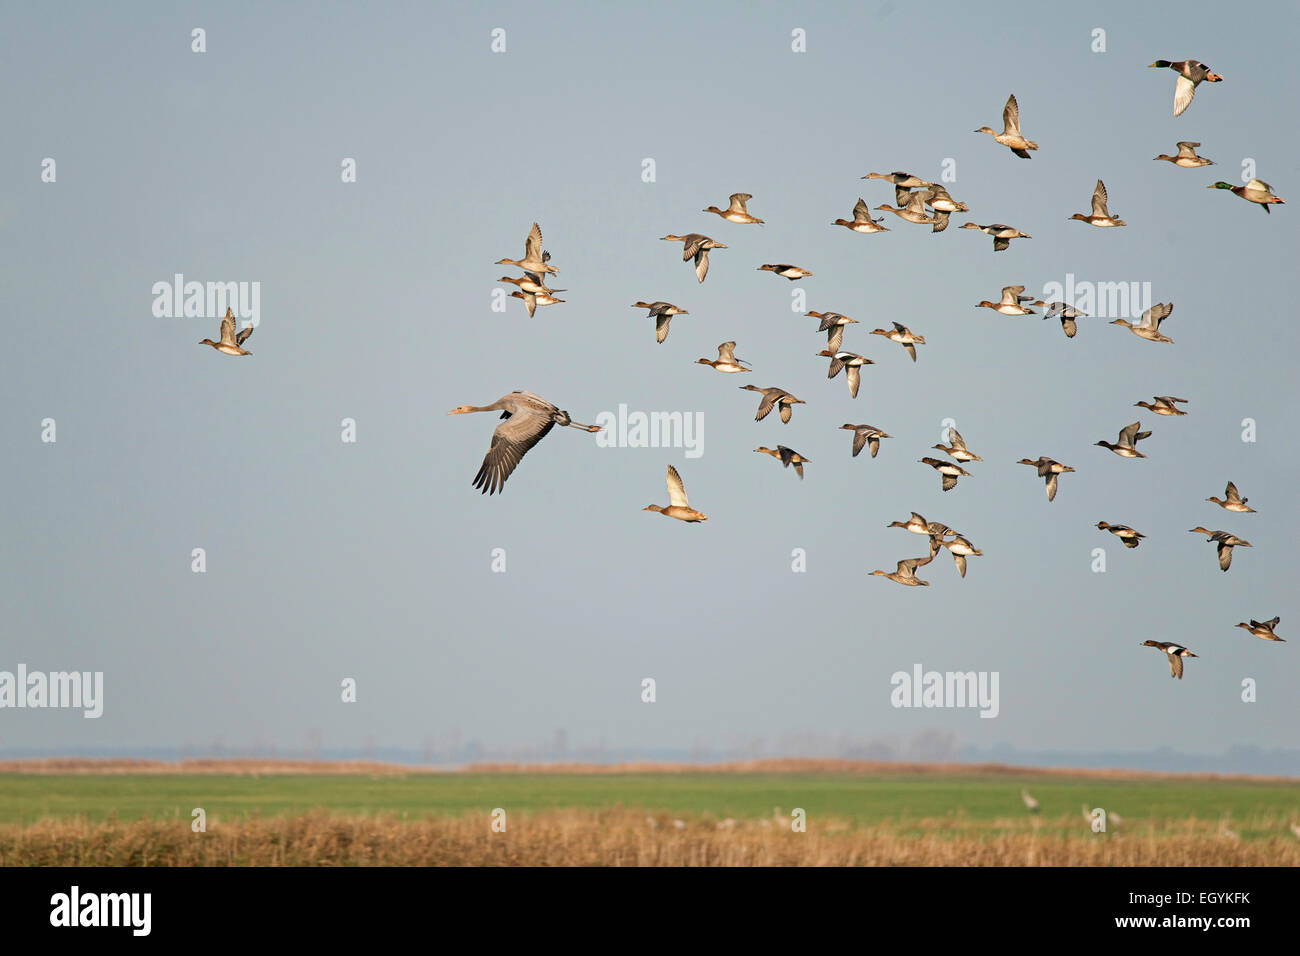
[1207,72,1223,81]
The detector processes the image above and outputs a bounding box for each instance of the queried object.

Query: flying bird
[1142,641,1198,680]
[817,350,873,398]
[1148,59,1222,117]
[1096,421,1152,459]
[1070,179,1126,227]
[1097,522,1146,548]
[960,222,1032,252]
[1188,527,1252,572]
[975,94,1039,158]
[1153,141,1215,167]
[1207,179,1285,213]
[643,465,707,522]
[697,341,751,373]
[199,307,254,356]
[1135,396,1188,416]
[1111,302,1174,343]
[869,321,926,362]
[1235,617,1283,642]
[661,233,726,283]
[703,192,764,224]
[632,301,689,343]
[842,424,891,459]
[758,263,814,280]
[1206,481,1254,513]
[1018,457,1075,502]
[741,385,805,424]
[831,197,890,234]
[448,391,601,495]
[754,445,810,479]
[496,222,558,275]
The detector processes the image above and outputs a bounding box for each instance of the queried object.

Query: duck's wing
[1175,141,1201,156]
[235,324,254,346]
[1218,542,1234,571]
[953,553,968,578]
[1061,316,1077,338]
[472,405,557,495]
[826,326,844,353]
[792,460,804,479]
[1091,180,1110,218]
[903,342,917,362]
[218,307,237,347]
[1173,74,1196,117]
[826,353,846,378]
[665,465,690,508]
[1045,473,1059,501]
[518,291,537,318]
[717,341,739,363]
[894,184,912,207]
[655,314,672,343]
[868,435,882,458]
[892,321,908,333]
[1003,93,1021,134]
[948,428,967,449]
[993,237,1010,251]
[728,192,752,212]
[852,197,873,221]
[1118,421,1142,446]
[1139,302,1173,329]
[930,209,951,233]
[1000,286,1023,306]
[524,222,544,261]
[777,446,795,467]
[778,401,793,424]
[754,390,779,421]
[850,429,868,457]
[1224,481,1242,502]
[940,473,958,491]
[1264,616,1280,629]
[1169,652,1184,679]
[680,234,704,260]
[846,365,860,398]
[694,249,710,283]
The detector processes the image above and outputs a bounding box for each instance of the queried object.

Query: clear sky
[2,1,1298,769]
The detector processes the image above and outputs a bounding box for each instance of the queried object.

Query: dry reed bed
[4,810,1296,866]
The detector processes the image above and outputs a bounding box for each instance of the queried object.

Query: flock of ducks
[441,60,1286,683]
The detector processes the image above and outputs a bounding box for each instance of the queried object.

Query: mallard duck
[869,321,926,362]
[960,222,1031,252]
[807,311,859,352]
[643,465,708,522]
[697,341,751,373]
[1153,142,1215,167]
[632,301,689,343]
[758,263,814,280]
[817,350,873,398]
[1148,59,1222,116]
[754,445,809,479]
[1208,179,1285,213]
[1111,302,1174,343]
[1135,396,1187,416]
[919,456,973,492]
[1142,641,1198,680]
[661,234,726,282]
[1207,481,1254,513]
[842,424,891,458]
[1017,457,1075,502]
[1097,522,1145,548]
[1041,302,1088,338]
[976,285,1039,316]
[703,193,764,224]
[974,94,1039,158]
[1096,421,1152,459]
[741,385,805,424]
[199,307,253,356]
[1235,617,1283,642]
[1070,179,1126,227]
[870,553,934,587]
[831,197,890,234]
[932,426,982,463]
[1188,527,1252,571]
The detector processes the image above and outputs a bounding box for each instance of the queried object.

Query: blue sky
[2,2,1297,768]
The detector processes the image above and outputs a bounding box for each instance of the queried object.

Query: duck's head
[975,300,997,309]
[754,446,774,455]
[1141,639,1161,648]
[973,126,995,135]
[960,222,982,230]
[494,258,515,266]
[696,358,713,366]
[1205,71,1223,82]
[1207,182,1235,190]
[643,504,665,513]
[816,349,836,358]
[1147,60,1172,69]
[1096,522,1110,530]
[1069,213,1092,222]
[703,206,723,214]
[1109,318,1130,326]
[447,405,477,415]
[199,338,218,347]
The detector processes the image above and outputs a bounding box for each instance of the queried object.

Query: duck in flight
[1070,179,1126,227]
[697,341,751,373]
[448,391,601,495]
[1235,617,1283,642]
[1153,141,1215,167]
[1018,457,1075,502]
[1148,59,1222,117]
[817,350,873,398]
[199,307,254,356]
[758,263,814,280]
[1142,641,1198,680]
[932,427,982,463]
[1096,421,1152,459]
[703,193,764,224]
[632,301,689,343]
[870,553,935,587]
[831,197,890,234]
[869,321,926,362]
[975,93,1039,158]
[807,311,859,352]
[643,465,707,522]
[661,233,726,283]
[496,222,558,275]
[1111,302,1174,343]
[1188,527,1252,572]
[976,285,1039,316]
[1097,522,1145,549]
[842,424,891,459]
[1207,481,1254,513]
[741,385,805,424]
[961,222,1032,252]
[1041,302,1088,338]
[1207,179,1285,213]
[754,445,809,479]
[1135,396,1188,416]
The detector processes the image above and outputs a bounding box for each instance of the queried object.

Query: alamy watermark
[595,404,703,458]
[151,273,261,326]
[890,664,999,718]
[0,665,103,718]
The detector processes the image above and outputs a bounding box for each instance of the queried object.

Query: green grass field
[4,772,1298,838]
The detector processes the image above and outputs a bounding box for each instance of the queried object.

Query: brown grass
[2,757,1294,782]
[3,810,1297,866]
